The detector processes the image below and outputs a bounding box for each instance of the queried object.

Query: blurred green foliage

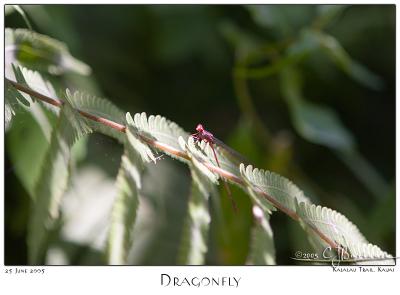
[5,4,395,265]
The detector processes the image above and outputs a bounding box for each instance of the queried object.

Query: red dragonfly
[191,124,247,212]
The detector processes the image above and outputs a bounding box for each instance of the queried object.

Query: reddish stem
[6,78,127,133]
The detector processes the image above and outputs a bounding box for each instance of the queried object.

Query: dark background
[5,5,395,265]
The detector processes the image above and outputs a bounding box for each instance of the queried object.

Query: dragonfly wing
[213,137,249,165]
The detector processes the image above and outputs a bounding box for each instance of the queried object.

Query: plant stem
[7,77,348,256]
[7,78,127,133]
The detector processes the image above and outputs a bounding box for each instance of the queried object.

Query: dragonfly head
[196,124,204,132]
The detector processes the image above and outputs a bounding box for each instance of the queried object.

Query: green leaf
[130,112,189,162]
[247,205,276,265]
[106,149,142,265]
[291,101,355,151]
[5,28,91,75]
[5,79,30,130]
[28,93,92,264]
[314,31,384,90]
[240,164,310,214]
[246,5,314,38]
[281,66,355,151]
[297,202,368,246]
[286,29,320,58]
[315,5,347,29]
[8,64,59,143]
[178,163,215,265]
[239,163,393,265]
[296,202,394,265]
[6,65,58,195]
[5,4,15,15]
[69,90,126,143]
[11,5,33,30]
[285,28,384,92]
[6,105,50,196]
[237,26,384,90]
[219,21,263,62]
[281,66,389,200]
[11,63,57,104]
[4,99,14,131]
[10,64,59,126]
[234,29,318,79]
[126,112,157,164]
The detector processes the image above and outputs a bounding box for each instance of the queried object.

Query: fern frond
[296,202,394,264]
[106,149,141,265]
[240,164,310,213]
[296,202,367,246]
[5,78,29,130]
[68,90,125,143]
[178,139,217,265]
[12,63,57,101]
[28,93,92,264]
[131,112,189,162]
[6,105,52,196]
[6,65,59,196]
[349,243,395,265]
[5,28,91,75]
[240,164,393,264]
[10,63,59,120]
[126,112,157,163]
[6,72,31,105]
[247,205,276,265]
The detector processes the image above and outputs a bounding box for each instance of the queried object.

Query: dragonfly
[191,124,248,212]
